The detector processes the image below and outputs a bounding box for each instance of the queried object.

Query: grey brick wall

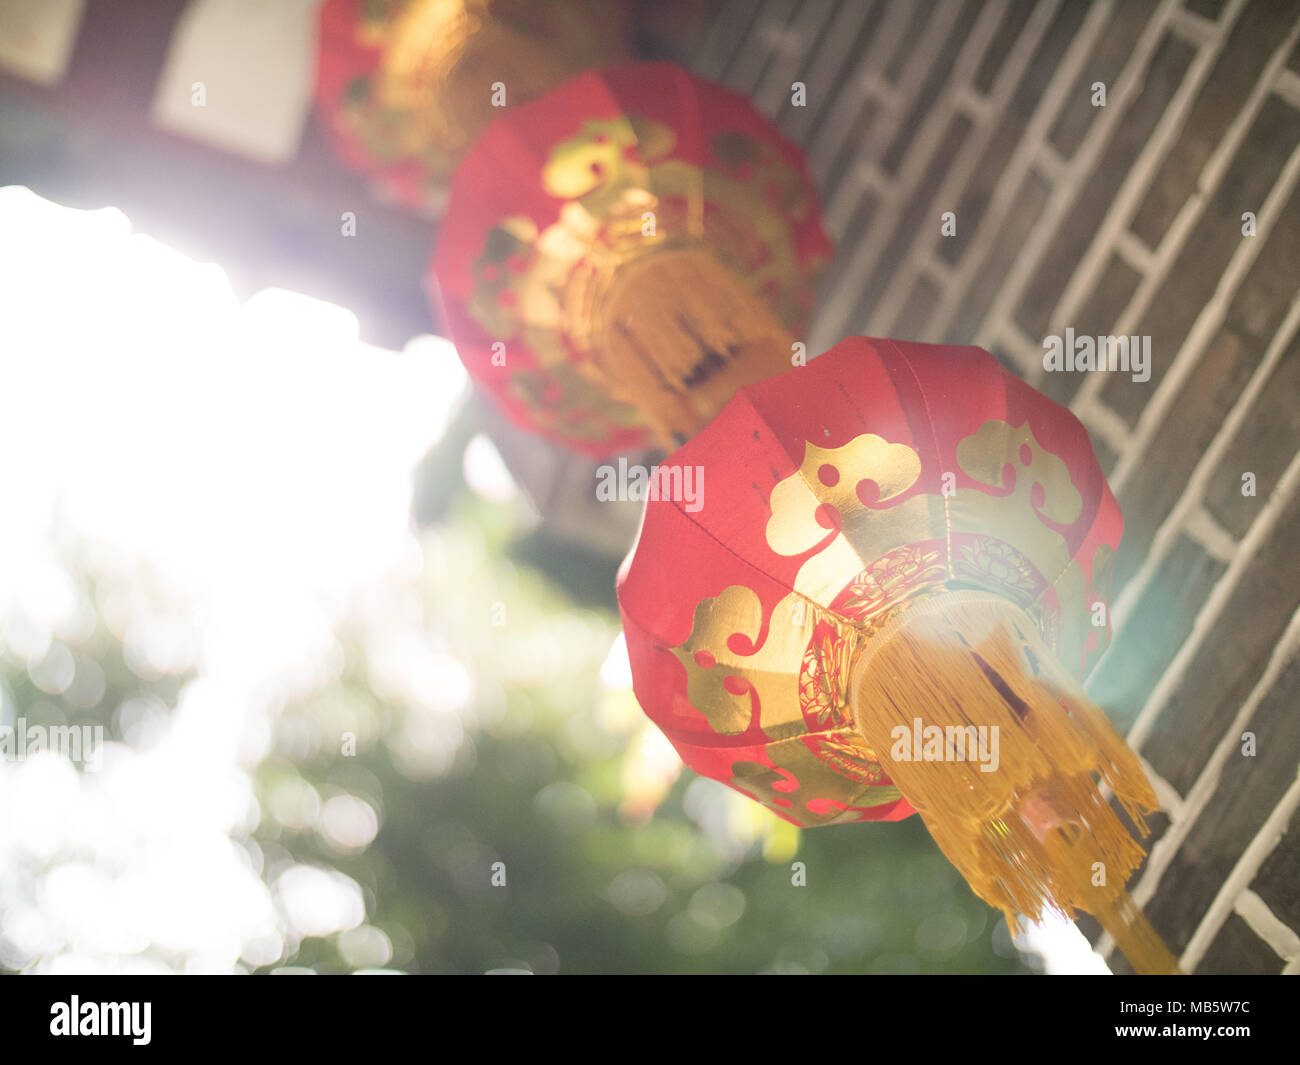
[688,0,1300,975]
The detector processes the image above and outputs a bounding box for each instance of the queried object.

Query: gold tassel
[589,247,795,449]
[849,590,1181,975]
[381,0,613,169]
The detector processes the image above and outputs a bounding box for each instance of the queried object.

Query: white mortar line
[1143,757,1187,819]
[1181,770,1300,971]
[784,0,883,139]
[1106,293,1300,631]
[1096,604,1300,962]
[927,0,1115,341]
[726,0,802,99]
[1169,5,1223,47]
[994,320,1046,378]
[859,75,903,114]
[815,1,983,338]
[1070,11,1300,443]
[1141,605,1300,891]
[1032,143,1071,184]
[866,0,1056,337]
[924,257,955,290]
[1113,229,1157,276]
[816,3,960,218]
[805,2,910,180]
[1184,505,1239,564]
[1277,68,1300,109]
[952,84,995,125]
[842,160,896,204]
[753,1,840,119]
[1234,890,1300,964]
[1108,137,1300,497]
[970,0,1184,352]
[818,117,895,243]
[1056,0,1248,354]
[1123,446,1300,754]
[1077,401,1134,457]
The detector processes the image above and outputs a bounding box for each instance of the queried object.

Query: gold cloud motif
[670,585,815,737]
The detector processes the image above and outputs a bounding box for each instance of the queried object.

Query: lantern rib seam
[723,386,877,636]
[880,337,953,583]
[657,494,850,634]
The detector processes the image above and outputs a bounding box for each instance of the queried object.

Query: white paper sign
[152,0,320,165]
[0,0,86,85]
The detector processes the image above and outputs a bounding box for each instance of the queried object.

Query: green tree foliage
[0,495,1029,974]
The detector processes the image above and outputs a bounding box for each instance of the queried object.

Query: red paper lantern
[430,61,832,456]
[617,336,1176,973]
[315,0,629,213]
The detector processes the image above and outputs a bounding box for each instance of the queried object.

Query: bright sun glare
[0,186,467,972]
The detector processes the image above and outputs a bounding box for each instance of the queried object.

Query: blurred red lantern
[315,0,629,213]
[617,336,1177,974]
[429,61,832,456]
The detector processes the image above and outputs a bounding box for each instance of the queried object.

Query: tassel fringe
[591,247,794,448]
[850,590,1181,975]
